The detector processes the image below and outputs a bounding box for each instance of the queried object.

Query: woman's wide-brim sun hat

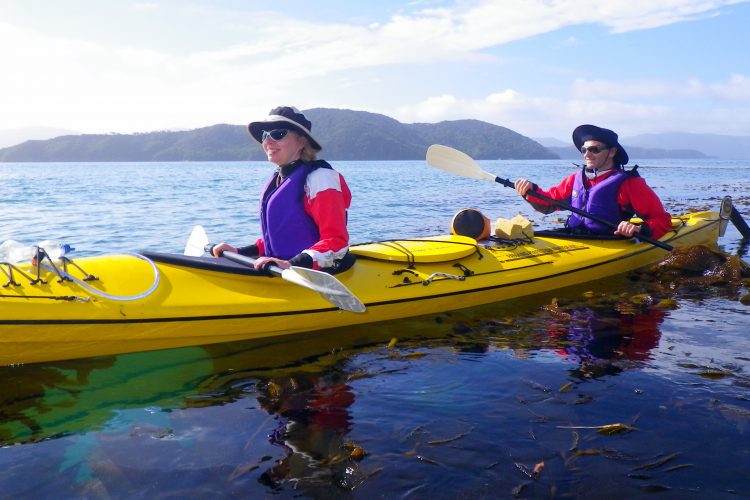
[248,106,322,151]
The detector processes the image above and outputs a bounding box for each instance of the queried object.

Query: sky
[1,0,749,141]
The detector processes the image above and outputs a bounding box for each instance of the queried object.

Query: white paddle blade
[220,250,366,313]
[184,225,209,256]
[426,144,497,182]
[282,267,367,313]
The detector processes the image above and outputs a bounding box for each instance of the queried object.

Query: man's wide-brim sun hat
[572,124,629,166]
[248,106,322,151]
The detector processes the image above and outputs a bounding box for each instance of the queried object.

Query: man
[515,124,672,239]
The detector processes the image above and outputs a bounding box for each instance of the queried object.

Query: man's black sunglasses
[581,145,610,154]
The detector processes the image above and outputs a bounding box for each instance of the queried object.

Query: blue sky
[1,0,749,140]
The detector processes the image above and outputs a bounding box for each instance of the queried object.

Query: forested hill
[0,108,557,162]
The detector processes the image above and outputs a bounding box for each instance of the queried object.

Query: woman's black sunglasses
[261,129,290,142]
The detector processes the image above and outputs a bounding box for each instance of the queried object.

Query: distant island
[0,108,744,161]
[536,133,750,160]
[545,145,712,160]
[0,109,555,162]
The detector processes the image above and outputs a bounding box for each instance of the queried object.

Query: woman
[211,106,352,273]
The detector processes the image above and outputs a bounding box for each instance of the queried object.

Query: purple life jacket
[566,168,632,233]
[259,161,329,260]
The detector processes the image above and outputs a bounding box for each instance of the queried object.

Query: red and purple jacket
[525,167,672,239]
[242,160,351,270]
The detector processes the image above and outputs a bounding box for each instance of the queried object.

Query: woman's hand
[253,256,291,270]
[211,242,237,257]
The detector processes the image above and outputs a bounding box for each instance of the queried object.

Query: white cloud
[0,0,748,134]
[379,0,749,49]
[558,36,578,48]
[130,3,158,11]
[395,71,750,138]
[571,75,750,103]
[396,90,557,133]
[710,73,750,102]
[486,90,525,105]
[396,94,458,122]
[571,79,677,99]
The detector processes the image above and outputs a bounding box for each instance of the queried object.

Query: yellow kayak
[0,208,729,365]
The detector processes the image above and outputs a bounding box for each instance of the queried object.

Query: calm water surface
[1,159,749,498]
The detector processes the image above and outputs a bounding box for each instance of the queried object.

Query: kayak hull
[0,210,726,365]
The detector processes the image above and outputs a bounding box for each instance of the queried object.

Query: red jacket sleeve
[302,172,352,269]
[524,173,577,213]
[305,186,350,254]
[618,177,672,239]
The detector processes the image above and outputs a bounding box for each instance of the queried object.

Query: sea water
[0,159,749,497]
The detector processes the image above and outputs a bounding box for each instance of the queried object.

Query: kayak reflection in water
[254,374,357,489]
[0,357,118,445]
[542,302,666,378]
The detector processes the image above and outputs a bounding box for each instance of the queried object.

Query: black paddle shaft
[493,176,674,252]
[730,207,750,240]
[204,244,277,276]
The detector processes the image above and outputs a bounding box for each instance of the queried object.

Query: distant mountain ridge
[624,132,750,160]
[0,108,556,162]
[0,125,253,162]
[546,145,712,161]
[537,133,749,160]
[2,110,747,161]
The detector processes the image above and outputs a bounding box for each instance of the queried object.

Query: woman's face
[262,128,307,166]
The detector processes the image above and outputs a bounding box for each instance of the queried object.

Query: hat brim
[248,115,322,151]
[572,124,628,165]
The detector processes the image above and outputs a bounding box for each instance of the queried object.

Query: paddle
[730,207,750,240]
[425,144,674,252]
[183,226,366,313]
